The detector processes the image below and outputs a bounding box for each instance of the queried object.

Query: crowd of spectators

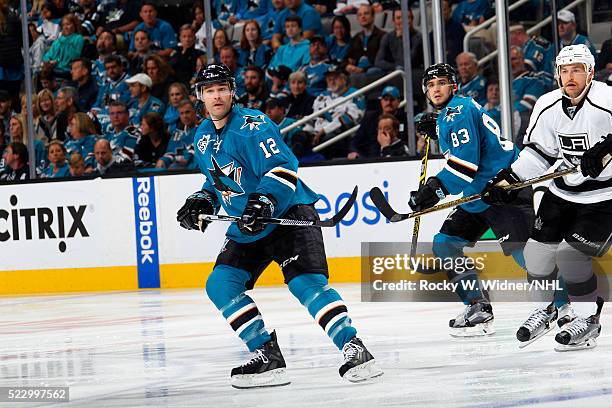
[0,0,609,182]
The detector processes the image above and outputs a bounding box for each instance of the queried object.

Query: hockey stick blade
[369,187,408,222]
[198,186,358,228]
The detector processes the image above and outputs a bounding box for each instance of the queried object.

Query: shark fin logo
[444,105,463,122]
[240,114,266,130]
[208,157,244,204]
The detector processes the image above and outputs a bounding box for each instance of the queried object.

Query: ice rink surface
[1,284,611,408]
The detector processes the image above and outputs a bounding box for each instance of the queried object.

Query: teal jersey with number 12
[193,105,319,243]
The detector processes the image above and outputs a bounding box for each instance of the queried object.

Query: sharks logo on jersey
[444,105,463,122]
[198,134,211,153]
[240,114,266,130]
[208,156,244,204]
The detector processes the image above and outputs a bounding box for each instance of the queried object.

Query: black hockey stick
[198,186,358,228]
[370,167,579,223]
[410,136,430,259]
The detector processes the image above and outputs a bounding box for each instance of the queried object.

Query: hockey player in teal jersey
[176,64,382,388]
[409,63,536,336]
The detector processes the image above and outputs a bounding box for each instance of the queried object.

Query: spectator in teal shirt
[42,14,84,74]
[129,2,177,59]
[269,16,311,72]
[557,10,597,61]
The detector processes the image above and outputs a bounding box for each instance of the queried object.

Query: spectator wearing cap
[169,25,205,86]
[377,113,409,158]
[71,58,99,112]
[218,46,246,97]
[509,24,555,75]
[126,73,165,126]
[93,29,118,87]
[237,66,269,111]
[268,65,292,100]
[455,52,487,106]
[41,140,70,178]
[300,36,332,97]
[326,15,351,63]
[348,85,407,159]
[271,0,322,50]
[346,4,386,76]
[375,9,424,73]
[557,10,597,59]
[129,2,177,59]
[105,101,141,162]
[303,67,365,159]
[157,99,199,170]
[269,16,311,72]
[0,142,30,181]
[93,55,131,111]
[286,71,315,119]
[265,98,300,146]
[237,20,272,70]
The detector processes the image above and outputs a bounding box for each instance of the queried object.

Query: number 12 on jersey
[259,138,280,158]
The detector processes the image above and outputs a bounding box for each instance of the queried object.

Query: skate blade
[449,321,495,337]
[518,325,555,349]
[342,359,384,383]
[555,338,597,352]
[231,368,291,389]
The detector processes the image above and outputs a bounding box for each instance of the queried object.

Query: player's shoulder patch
[196,133,212,153]
[443,104,464,122]
[239,113,267,131]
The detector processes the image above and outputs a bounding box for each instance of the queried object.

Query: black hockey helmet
[422,63,458,95]
[194,63,236,100]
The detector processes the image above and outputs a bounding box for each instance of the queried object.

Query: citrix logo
[0,194,89,253]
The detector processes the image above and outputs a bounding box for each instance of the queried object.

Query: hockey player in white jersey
[484,44,611,351]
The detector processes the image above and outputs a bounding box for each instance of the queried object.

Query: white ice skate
[449,301,495,337]
[517,303,558,349]
[339,337,384,383]
[554,298,603,352]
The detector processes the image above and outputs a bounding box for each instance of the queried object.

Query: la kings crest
[557,132,590,166]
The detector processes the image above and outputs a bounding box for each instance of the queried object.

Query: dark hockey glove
[481,168,521,205]
[176,190,217,232]
[415,112,439,140]
[580,134,612,178]
[238,193,276,236]
[408,177,448,211]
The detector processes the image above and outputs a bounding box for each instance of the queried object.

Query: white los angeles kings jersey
[512,80,612,204]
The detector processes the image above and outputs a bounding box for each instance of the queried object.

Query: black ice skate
[230,331,290,389]
[339,337,383,383]
[554,298,604,352]
[517,302,558,348]
[449,300,495,337]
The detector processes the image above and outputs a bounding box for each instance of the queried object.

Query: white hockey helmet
[555,44,595,83]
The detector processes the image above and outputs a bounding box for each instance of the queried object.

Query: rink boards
[0,159,610,294]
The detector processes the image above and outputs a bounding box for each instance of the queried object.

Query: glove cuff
[427,177,449,199]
